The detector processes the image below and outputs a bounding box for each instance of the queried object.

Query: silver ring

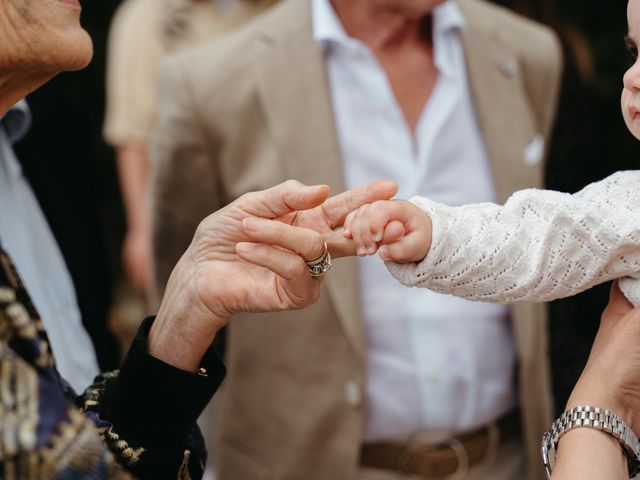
[306,242,332,278]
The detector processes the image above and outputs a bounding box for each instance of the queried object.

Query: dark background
[14,0,123,370]
[12,0,640,412]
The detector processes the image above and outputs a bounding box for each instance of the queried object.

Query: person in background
[105,4,277,479]
[151,0,562,478]
[104,0,275,296]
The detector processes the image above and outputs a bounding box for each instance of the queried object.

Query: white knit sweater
[386,171,640,307]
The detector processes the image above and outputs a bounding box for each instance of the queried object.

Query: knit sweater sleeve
[386,171,640,306]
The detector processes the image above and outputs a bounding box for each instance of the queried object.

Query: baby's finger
[343,209,358,239]
[353,205,379,256]
[378,231,427,264]
[366,202,397,243]
[381,221,405,245]
[349,208,369,256]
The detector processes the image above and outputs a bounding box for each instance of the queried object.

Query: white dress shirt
[312,0,517,441]
[0,101,100,392]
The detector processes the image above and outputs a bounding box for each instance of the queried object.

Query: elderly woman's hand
[149,179,397,372]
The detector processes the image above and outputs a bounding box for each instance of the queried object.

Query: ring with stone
[306,242,332,278]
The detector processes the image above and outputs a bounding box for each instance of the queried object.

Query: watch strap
[541,405,640,478]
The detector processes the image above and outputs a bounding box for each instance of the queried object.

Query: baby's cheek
[621,89,640,140]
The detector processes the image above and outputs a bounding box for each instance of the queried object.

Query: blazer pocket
[218,441,272,480]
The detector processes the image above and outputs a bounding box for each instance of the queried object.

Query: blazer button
[344,381,363,408]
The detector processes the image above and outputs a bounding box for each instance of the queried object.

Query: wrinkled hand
[150,179,397,371]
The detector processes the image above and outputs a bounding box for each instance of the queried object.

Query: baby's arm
[343,199,432,263]
[384,171,640,306]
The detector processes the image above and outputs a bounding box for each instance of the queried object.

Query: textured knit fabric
[386,171,640,306]
[0,245,225,479]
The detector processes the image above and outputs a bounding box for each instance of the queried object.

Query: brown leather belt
[360,410,521,479]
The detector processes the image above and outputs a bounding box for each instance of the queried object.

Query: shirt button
[500,60,517,78]
[344,381,363,408]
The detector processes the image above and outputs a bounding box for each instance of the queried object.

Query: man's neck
[329,0,432,51]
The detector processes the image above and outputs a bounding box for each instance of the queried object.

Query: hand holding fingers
[242,217,326,262]
[320,179,398,229]
[346,200,413,257]
[378,231,423,262]
[352,204,381,256]
[236,243,321,309]
[380,221,405,245]
[326,229,357,258]
[240,180,330,219]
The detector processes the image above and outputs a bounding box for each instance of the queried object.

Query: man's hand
[149,179,397,372]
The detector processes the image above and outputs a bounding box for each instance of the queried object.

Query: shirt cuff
[104,316,225,453]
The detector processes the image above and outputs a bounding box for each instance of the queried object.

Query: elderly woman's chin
[2,0,94,73]
[52,28,93,71]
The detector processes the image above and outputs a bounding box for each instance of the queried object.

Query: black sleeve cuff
[104,316,225,453]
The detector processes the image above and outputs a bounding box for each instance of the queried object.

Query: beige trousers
[358,438,525,480]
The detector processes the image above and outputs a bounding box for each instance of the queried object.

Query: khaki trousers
[358,438,525,480]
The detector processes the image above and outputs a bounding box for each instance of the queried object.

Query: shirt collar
[312,0,351,47]
[311,0,465,48]
[0,100,32,145]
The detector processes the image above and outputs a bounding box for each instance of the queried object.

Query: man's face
[0,0,92,74]
[372,0,447,18]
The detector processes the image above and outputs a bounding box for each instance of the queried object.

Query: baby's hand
[343,200,432,263]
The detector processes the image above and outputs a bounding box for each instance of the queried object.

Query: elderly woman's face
[0,0,92,73]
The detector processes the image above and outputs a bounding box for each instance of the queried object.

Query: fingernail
[373,232,383,242]
[357,248,366,256]
[344,228,351,237]
[379,247,390,261]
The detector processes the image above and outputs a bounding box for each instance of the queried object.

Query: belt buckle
[397,435,470,480]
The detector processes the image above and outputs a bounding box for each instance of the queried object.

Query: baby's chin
[625,118,640,141]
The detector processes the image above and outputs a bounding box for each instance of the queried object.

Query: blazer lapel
[459,5,544,203]
[253,0,365,363]
[459,1,546,371]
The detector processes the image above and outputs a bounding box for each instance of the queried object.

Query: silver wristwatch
[541,405,640,478]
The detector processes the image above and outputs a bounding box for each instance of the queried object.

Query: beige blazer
[151,1,563,478]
